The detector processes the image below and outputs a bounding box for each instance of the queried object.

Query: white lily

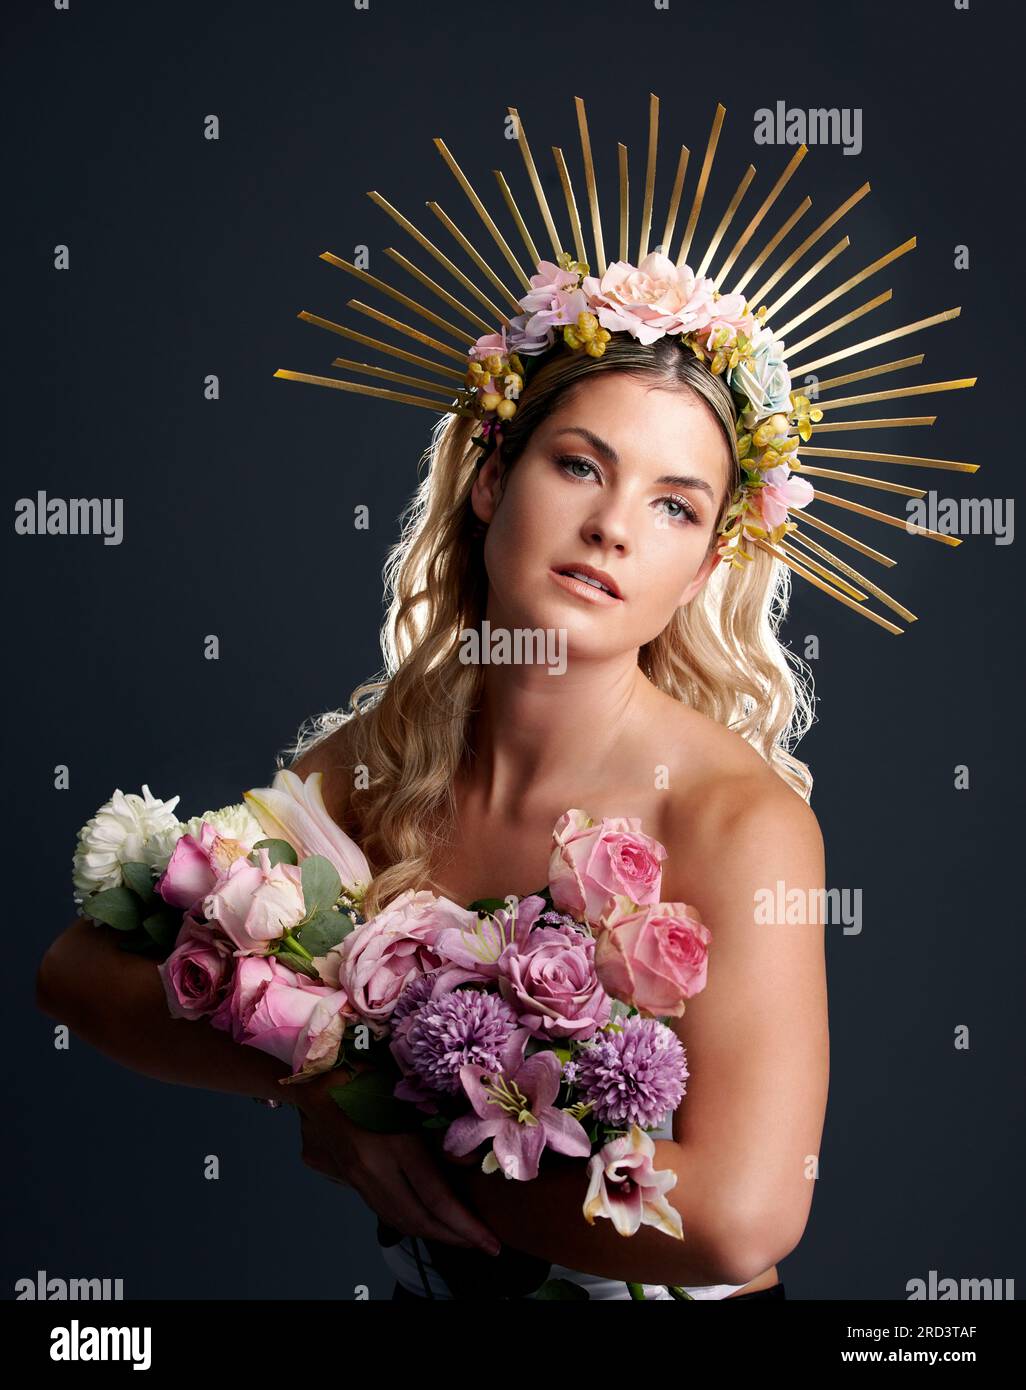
[243,769,370,896]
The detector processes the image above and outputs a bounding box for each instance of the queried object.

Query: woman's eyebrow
[552,426,716,500]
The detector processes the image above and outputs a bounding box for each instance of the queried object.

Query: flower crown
[274,94,979,634]
[461,249,819,568]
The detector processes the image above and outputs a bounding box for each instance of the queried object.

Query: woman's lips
[549,568,623,604]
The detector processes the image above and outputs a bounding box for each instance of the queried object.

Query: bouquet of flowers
[71,770,712,1299]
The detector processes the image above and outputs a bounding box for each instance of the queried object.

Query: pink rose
[593,896,711,1017]
[581,253,727,346]
[329,889,479,1037]
[158,915,234,1020]
[201,846,306,955]
[497,922,611,1040]
[548,809,667,922]
[155,821,253,913]
[217,954,347,1076]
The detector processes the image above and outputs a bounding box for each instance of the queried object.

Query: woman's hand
[294,1067,501,1255]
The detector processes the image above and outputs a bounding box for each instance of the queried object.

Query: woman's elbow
[701,1197,811,1287]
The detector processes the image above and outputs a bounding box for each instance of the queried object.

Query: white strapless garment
[379,1113,749,1301]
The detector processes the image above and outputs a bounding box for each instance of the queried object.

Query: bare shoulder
[644,691,823,900]
[283,716,363,828]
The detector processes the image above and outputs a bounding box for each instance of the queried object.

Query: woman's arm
[440,778,829,1288]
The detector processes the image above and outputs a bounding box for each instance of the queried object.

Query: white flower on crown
[728,323,793,430]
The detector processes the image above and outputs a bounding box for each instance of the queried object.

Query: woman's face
[470,372,733,658]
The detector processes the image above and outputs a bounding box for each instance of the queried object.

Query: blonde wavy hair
[279,336,816,917]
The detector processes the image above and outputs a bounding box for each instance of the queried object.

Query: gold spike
[638,93,659,263]
[762,237,849,321]
[695,164,756,278]
[345,300,469,363]
[816,375,976,411]
[713,144,808,288]
[785,290,892,360]
[273,369,469,414]
[786,528,918,622]
[508,106,563,260]
[791,463,926,497]
[427,202,522,313]
[774,237,917,337]
[750,536,903,633]
[798,444,979,474]
[804,489,962,544]
[813,354,923,394]
[745,183,871,303]
[659,146,690,256]
[382,247,493,333]
[296,312,465,381]
[433,137,532,292]
[801,416,936,432]
[329,358,461,399]
[729,197,810,295]
[552,146,588,265]
[368,192,510,325]
[319,253,474,344]
[618,143,629,262]
[676,103,726,266]
[575,96,606,276]
[793,507,896,566]
[789,505,895,564]
[776,538,869,601]
[493,170,541,269]
[790,308,961,377]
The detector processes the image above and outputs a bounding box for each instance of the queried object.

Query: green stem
[667,1285,696,1300]
[281,931,314,961]
[625,1282,648,1300]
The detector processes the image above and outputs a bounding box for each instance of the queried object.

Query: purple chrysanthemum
[392,972,436,1025]
[403,988,521,1095]
[571,1015,689,1128]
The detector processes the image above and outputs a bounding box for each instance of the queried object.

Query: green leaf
[466,896,509,914]
[141,907,181,950]
[420,1113,450,1131]
[300,855,342,916]
[275,949,323,981]
[83,886,143,933]
[121,861,157,905]
[328,1070,417,1133]
[531,1278,591,1300]
[295,909,351,957]
[250,838,297,867]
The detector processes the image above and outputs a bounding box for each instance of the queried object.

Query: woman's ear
[677,544,723,608]
[470,445,504,525]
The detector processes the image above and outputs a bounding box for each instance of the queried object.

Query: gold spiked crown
[274,94,979,635]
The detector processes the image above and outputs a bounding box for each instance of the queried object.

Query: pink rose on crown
[548,809,667,922]
[581,252,751,346]
[593,895,711,1017]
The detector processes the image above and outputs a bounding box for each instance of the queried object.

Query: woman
[37,334,829,1301]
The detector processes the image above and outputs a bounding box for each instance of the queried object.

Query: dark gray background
[3,0,1022,1299]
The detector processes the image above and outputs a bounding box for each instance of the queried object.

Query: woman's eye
[556,455,698,525]
[557,455,597,480]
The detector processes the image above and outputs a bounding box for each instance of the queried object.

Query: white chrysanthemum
[72,785,182,906]
[140,802,266,875]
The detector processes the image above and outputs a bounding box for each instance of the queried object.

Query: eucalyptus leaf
[328,1071,416,1134]
[142,907,181,950]
[83,886,143,933]
[250,838,298,867]
[121,861,157,905]
[301,855,342,916]
[295,909,350,957]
